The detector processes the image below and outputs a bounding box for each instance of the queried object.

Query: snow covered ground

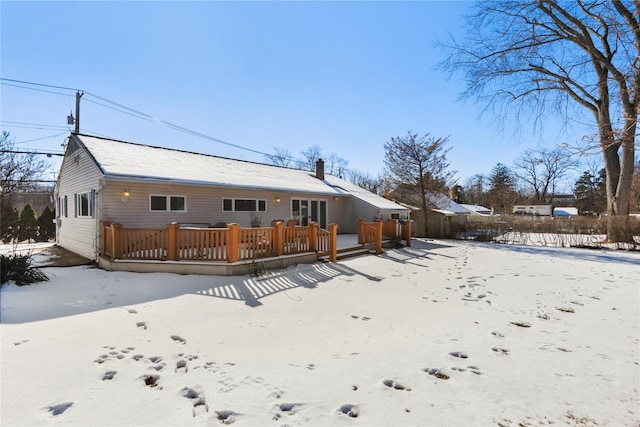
[1,239,638,426]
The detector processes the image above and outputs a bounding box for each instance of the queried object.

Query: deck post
[309,222,318,252]
[328,223,338,262]
[100,221,108,257]
[358,219,365,244]
[167,223,180,261]
[112,223,123,259]
[389,218,399,239]
[274,222,284,256]
[375,219,383,254]
[404,220,413,247]
[227,223,240,263]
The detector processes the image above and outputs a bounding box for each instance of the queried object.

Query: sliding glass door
[291,198,328,229]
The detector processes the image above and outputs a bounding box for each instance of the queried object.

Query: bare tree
[264,146,294,167]
[0,131,49,195]
[298,145,323,172]
[514,147,579,202]
[384,132,455,236]
[347,169,385,195]
[463,174,490,207]
[441,1,639,242]
[325,152,349,178]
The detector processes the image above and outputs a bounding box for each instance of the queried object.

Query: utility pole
[75,91,83,134]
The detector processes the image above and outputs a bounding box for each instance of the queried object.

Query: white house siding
[55,144,103,259]
[101,180,344,230]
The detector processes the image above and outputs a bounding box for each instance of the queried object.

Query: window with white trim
[75,191,95,218]
[150,195,186,212]
[222,198,266,212]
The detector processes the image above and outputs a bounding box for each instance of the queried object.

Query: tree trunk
[602,126,636,243]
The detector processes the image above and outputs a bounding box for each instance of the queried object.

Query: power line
[2,77,275,159]
[0,150,64,157]
[0,77,78,93]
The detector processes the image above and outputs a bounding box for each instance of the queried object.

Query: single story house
[54,133,410,260]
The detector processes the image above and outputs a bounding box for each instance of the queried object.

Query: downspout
[94,177,106,260]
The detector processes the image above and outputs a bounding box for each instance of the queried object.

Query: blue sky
[1,1,590,185]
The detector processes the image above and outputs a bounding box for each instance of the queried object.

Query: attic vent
[67,139,81,154]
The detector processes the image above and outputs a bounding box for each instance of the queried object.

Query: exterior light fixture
[121,190,130,204]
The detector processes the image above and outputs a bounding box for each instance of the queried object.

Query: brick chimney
[315,158,325,180]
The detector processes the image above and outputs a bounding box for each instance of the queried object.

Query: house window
[75,191,95,218]
[64,195,68,217]
[222,198,267,212]
[150,195,186,212]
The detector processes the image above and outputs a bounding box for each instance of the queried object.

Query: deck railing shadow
[193,260,385,307]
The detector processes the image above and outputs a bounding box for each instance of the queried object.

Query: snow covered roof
[553,207,579,216]
[74,134,407,211]
[427,193,469,215]
[460,204,492,215]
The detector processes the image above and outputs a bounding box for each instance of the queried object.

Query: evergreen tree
[488,163,519,214]
[37,206,56,242]
[18,204,38,243]
[0,198,19,243]
[574,169,606,216]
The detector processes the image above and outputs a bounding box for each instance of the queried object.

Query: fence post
[112,223,123,259]
[309,222,318,252]
[274,222,284,256]
[375,219,383,254]
[167,223,180,261]
[329,223,338,262]
[404,220,412,247]
[358,219,365,244]
[227,223,240,263]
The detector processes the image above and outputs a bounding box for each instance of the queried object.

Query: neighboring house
[54,134,409,260]
[460,204,493,216]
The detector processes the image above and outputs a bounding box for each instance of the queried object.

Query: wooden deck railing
[101,221,339,263]
[100,219,409,265]
[358,219,413,254]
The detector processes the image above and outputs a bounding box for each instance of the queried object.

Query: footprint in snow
[339,404,360,418]
[171,335,186,344]
[383,379,410,391]
[46,402,73,416]
[102,371,117,380]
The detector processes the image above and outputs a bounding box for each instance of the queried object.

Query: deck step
[318,245,375,262]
